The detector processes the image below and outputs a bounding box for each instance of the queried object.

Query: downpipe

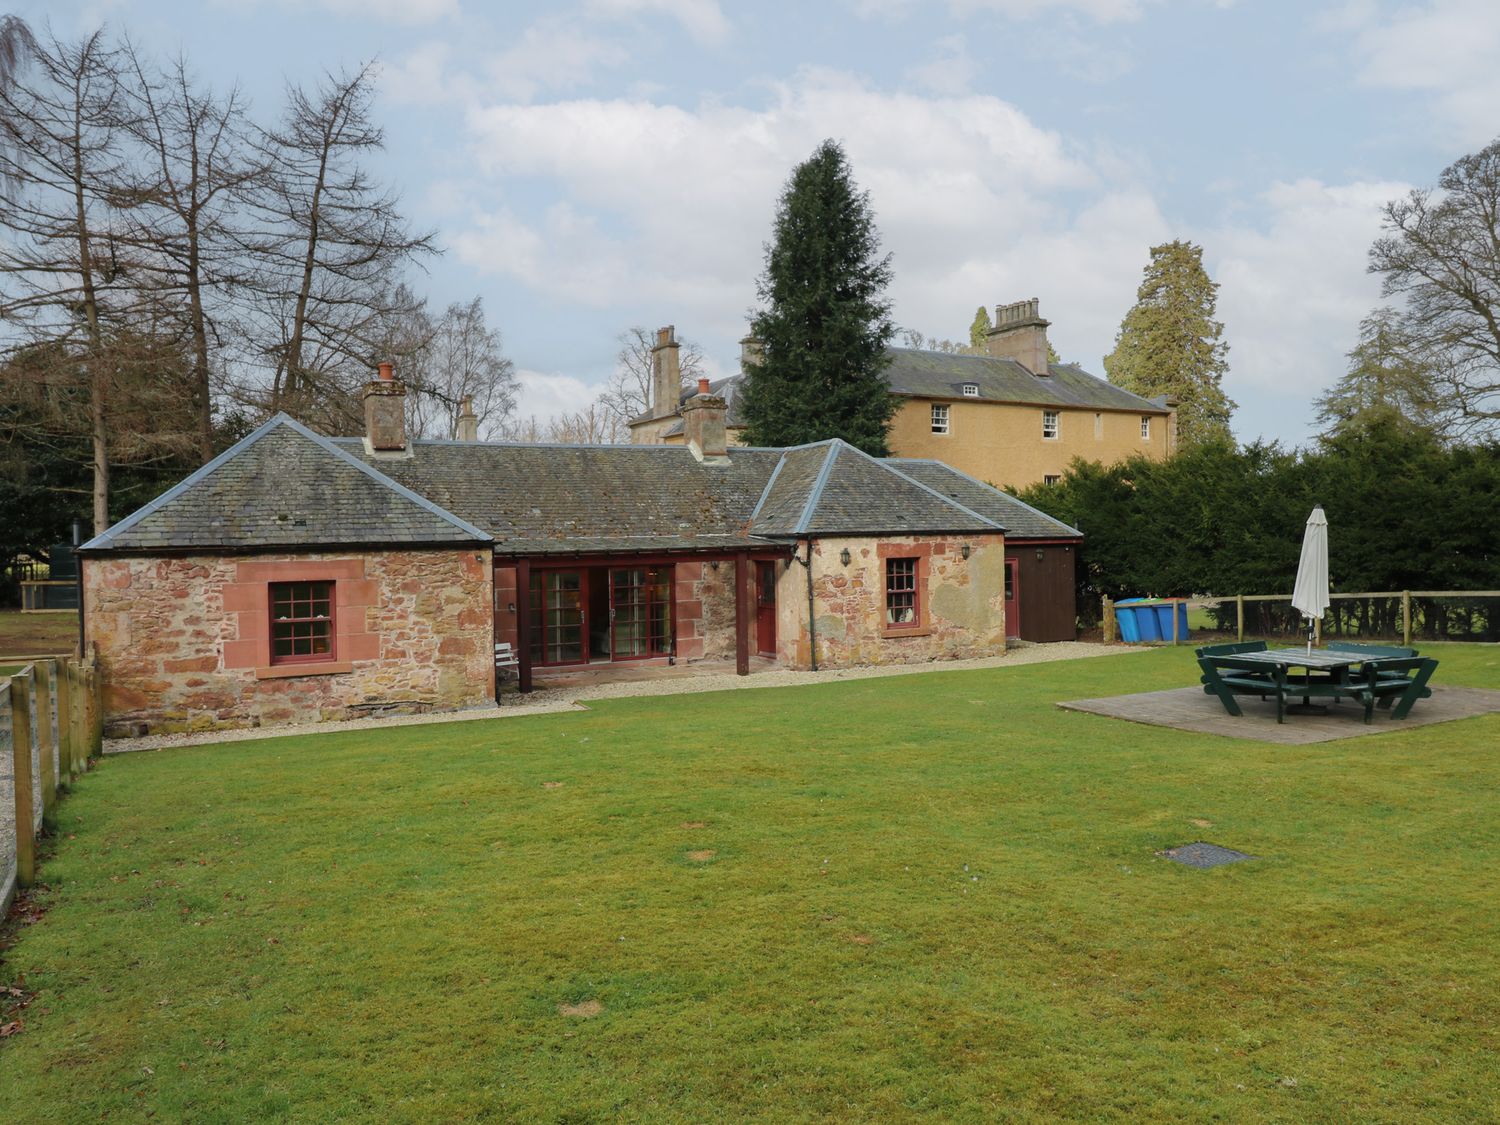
[794,538,818,672]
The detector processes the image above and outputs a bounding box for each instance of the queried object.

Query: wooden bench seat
[1344,656,1438,723]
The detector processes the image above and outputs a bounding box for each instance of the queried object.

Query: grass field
[2,645,1497,1122]
[0,610,79,657]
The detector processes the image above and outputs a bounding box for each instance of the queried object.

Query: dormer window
[961,384,979,397]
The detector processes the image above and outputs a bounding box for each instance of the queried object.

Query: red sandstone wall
[777,534,1007,670]
[85,548,494,735]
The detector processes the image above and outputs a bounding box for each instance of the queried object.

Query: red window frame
[885,557,920,628]
[269,580,336,665]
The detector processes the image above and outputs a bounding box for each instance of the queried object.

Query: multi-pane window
[270,581,334,664]
[1042,410,1060,439]
[1094,412,1103,440]
[1043,474,1061,486]
[931,403,950,434]
[885,557,919,628]
[1140,415,1152,440]
[962,384,979,397]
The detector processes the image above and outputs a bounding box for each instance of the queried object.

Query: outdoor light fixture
[840,548,851,566]
[507,602,515,614]
[710,560,720,570]
[1036,548,1045,563]
[961,544,971,560]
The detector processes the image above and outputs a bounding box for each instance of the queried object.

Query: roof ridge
[748,451,789,523]
[847,448,1004,532]
[793,442,842,534]
[280,417,492,541]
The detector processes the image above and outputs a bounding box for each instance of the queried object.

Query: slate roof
[82,420,1069,557]
[882,349,1168,412]
[78,415,490,554]
[885,460,1082,540]
[330,440,784,556]
[749,440,1002,538]
[657,375,747,438]
[655,347,1166,436]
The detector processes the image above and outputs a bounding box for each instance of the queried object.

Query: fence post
[55,661,72,783]
[1235,594,1245,642]
[89,648,103,757]
[36,661,57,820]
[9,672,37,889]
[70,660,88,772]
[1102,595,1116,644]
[1402,590,1412,647]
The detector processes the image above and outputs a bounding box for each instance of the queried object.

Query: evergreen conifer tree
[968,306,991,349]
[740,140,896,453]
[1104,239,1235,446]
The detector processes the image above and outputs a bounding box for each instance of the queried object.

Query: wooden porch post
[735,551,750,676]
[516,558,533,693]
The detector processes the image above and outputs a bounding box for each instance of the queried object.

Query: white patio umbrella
[1290,504,1330,654]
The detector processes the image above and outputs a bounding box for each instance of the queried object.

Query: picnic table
[1197,642,1437,724]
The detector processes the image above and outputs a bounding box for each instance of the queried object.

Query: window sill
[255,661,353,680]
[883,626,933,640]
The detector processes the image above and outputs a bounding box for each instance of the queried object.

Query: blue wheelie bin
[1153,601,1190,642]
[1134,600,1163,641]
[1115,598,1143,642]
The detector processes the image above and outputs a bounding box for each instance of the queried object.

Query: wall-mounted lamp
[1035,548,1045,563]
[839,548,851,566]
[507,602,516,613]
[710,560,720,570]
[961,544,971,560]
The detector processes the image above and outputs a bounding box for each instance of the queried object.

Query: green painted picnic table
[1197,645,1438,724]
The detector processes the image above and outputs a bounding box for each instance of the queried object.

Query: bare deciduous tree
[599,325,705,432]
[244,61,436,430]
[1370,137,1500,434]
[120,41,260,463]
[403,297,518,439]
[0,28,146,531]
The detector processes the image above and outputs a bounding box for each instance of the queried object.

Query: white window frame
[961,384,979,397]
[1043,474,1061,486]
[931,403,950,434]
[1042,409,1060,440]
[1141,415,1152,440]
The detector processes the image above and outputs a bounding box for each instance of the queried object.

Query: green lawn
[2,646,1498,1122]
[0,610,79,658]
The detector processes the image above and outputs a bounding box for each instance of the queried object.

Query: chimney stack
[363,361,408,454]
[456,395,479,442]
[985,298,1051,376]
[739,334,763,373]
[651,325,682,418]
[681,383,728,463]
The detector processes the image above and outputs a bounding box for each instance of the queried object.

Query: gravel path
[104,641,1141,756]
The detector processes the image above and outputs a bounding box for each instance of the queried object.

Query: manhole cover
[1158,842,1256,868]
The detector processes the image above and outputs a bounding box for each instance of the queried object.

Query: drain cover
[1159,842,1256,868]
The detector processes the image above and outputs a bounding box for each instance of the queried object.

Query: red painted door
[1004,558,1020,639]
[756,562,777,657]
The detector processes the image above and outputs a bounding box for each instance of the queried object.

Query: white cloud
[512,368,610,424]
[949,0,1151,21]
[258,0,460,24]
[904,35,977,96]
[1207,177,1409,444]
[446,68,1407,444]
[482,17,630,102]
[1342,0,1500,146]
[586,0,730,43]
[454,72,1095,348]
[378,42,480,107]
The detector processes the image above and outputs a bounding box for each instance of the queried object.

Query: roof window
[961,384,979,397]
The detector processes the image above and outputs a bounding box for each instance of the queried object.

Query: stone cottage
[80,366,1081,735]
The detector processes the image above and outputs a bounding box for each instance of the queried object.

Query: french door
[529,566,673,665]
[756,561,777,656]
[610,566,673,659]
[529,570,587,665]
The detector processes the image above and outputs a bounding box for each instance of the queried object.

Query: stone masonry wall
[777,534,1007,670]
[85,548,494,735]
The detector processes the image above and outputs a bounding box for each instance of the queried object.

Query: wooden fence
[1102,590,1500,646]
[1,649,102,918]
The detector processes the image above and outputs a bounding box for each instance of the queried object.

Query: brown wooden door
[755,561,777,657]
[1004,557,1020,639]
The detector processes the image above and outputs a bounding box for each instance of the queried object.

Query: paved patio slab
[1057,684,1500,744]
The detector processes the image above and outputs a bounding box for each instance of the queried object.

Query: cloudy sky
[27,0,1500,445]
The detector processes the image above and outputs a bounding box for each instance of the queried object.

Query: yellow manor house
[630,299,1177,491]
